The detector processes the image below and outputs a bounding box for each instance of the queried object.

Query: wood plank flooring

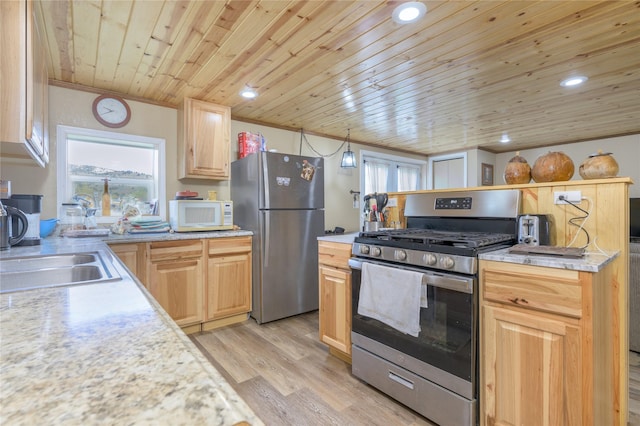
[191,311,640,426]
[630,351,640,425]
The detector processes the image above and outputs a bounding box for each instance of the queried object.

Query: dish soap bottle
[102,178,111,217]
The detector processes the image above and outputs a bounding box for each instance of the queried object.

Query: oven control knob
[371,246,382,257]
[423,253,437,266]
[359,245,370,255]
[395,250,407,261]
[440,256,455,269]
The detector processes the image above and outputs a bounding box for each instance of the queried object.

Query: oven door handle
[348,257,473,294]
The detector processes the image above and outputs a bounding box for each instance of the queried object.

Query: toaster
[517,214,553,246]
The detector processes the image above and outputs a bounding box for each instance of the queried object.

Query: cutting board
[508,244,585,258]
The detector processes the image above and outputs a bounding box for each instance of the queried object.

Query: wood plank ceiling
[37,1,640,155]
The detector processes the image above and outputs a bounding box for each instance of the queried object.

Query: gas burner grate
[359,228,514,249]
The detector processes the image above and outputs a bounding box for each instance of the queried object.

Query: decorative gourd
[503,151,531,184]
[531,151,574,182]
[579,149,619,179]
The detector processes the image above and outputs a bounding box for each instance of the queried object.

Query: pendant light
[340,129,356,168]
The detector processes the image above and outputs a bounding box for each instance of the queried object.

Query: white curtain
[398,165,419,191]
[364,160,389,194]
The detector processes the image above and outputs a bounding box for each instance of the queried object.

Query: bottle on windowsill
[102,178,111,217]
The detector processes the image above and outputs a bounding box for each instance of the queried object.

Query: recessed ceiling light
[240,87,257,99]
[500,133,511,143]
[392,2,427,24]
[560,76,588,87]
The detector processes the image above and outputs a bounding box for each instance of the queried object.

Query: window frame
[56,125,167,223]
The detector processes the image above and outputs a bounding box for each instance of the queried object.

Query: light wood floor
[191,311,640,426]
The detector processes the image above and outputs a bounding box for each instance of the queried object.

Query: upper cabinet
[0,0,49,166]
[178,98,231,180]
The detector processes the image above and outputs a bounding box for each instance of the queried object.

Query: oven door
[349,257,477,399]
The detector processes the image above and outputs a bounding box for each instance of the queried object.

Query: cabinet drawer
[208,236,251,256]
[318,241,352,269]
[149,240,203,262]
[481,261,583,318]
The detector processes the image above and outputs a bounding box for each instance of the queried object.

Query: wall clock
[92,94,131,128]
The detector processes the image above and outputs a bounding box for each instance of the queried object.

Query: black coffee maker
[1,194,43,246]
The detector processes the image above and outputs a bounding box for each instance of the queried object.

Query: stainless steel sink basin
[0,253,97,273]
[0,251,121,293]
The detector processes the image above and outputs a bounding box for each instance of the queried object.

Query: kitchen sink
[0,253,97,273]
[0,251,121,293]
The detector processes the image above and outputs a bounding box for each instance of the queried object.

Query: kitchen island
[0,235,262,425]
[479,249,620,425]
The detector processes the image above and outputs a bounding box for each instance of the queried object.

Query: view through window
[57,125,166,222]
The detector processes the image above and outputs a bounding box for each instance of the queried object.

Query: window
[360,150,426,195]
[57,125,166,223]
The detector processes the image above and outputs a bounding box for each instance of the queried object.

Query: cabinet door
[181,98,230,179]
[0,0,47,166]
[26,0,47,160]
[482,305,582,426]
[110,243,139,274]
[319,265,352,355]
[109,243,146,284]
[148,258,203,326]
[205,252,251,320]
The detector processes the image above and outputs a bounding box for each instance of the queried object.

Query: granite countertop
[95,229,253,244]
[0,237,262,425]
[317,232,359,244]
[479,247,619,272]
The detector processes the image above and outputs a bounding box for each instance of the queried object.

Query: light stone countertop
[317,232,359,244]
[97,228,253,244]
[479,247,619,272]
[0,236,263,426]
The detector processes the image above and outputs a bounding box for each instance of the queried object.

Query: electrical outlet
[554,190,582,204]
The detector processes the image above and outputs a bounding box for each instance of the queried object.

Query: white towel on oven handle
[358,262,423,337]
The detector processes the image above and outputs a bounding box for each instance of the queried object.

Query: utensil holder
[364,221,380,232]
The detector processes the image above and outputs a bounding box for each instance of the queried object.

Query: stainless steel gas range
[349,189,521,426]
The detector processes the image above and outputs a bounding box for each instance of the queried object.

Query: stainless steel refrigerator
[231,151,325,324]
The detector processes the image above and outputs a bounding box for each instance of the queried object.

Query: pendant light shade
[340,129,357,168]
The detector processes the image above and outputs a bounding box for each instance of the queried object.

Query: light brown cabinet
[147,240,204,327]
[110,237,252,334]
[109,243,146,284]
[0,0,49,166]
[203,236,252,329]
[178,98,231,180]
[318,240,353,362]
[480,259,616,426]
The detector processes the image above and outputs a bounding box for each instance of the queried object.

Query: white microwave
[169,200,234,232]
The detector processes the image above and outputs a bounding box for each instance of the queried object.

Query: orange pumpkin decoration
[503,151,531,184]
[531,151,574,182]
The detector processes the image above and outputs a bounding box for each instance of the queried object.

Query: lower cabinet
[108,242,146,284]
[318,240,353,362]
[204,236,252,329]
[109,236,252,334]
[147,240,204,327]
[480,259,616,426]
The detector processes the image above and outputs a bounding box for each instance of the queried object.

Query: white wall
[494,134,639,197]
[0,85,425,233]
[230,123,425,232]
[6,85,632,230]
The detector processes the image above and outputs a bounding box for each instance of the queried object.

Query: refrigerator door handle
[261,152,270,208]
[262,211,270,267]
